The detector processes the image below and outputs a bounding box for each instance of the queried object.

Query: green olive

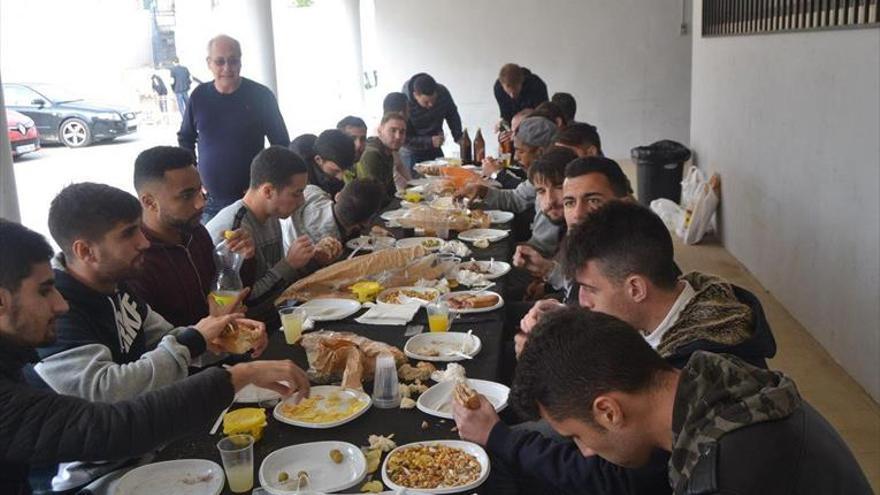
[330,448,344,464]
[277,471,289,483]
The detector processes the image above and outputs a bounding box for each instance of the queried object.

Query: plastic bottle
[211,231,244,307]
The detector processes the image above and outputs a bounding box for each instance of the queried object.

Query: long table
[157,213,516,494]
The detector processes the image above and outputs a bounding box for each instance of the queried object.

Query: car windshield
[28,83,83,103]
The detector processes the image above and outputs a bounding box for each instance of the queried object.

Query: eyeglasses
[209,56,241,67]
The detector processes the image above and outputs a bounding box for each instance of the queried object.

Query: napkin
[355,302,421,326]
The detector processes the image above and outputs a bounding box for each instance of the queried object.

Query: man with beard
[128,146,255,327]
[356,112,408,201]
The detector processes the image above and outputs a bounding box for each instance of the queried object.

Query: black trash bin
[631,140,691,206]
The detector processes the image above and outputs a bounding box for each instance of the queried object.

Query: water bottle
[211,231,244,307]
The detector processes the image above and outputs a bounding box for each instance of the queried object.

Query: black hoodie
[494,67,549,122]
[402,73,463,151]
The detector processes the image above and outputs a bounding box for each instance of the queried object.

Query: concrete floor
[619,160,880,491]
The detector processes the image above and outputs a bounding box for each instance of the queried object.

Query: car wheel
[59,118,92,148]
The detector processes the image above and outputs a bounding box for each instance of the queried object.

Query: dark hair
[249,146,308,190]
[413,74,437,95]
[511,307,673,423]
[383,92,408,114]
[133,146,197,192]
[335,179,386,226]
[551,92,577,122]
[562,201,678,289]
[564,156,633,197]
[289,133,318,162]
[554,123,602,154]
[315,129,356,171]
[532,101,568,126]
[0,219,54,292]
[336,115,367,131]
[48,183,142,256]
[527,146,578,186]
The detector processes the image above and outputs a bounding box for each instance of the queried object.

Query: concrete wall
[368,0,693,158]
[690,2,880,400]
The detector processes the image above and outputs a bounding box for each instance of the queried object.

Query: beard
[162,211,202,233]
[9,297,56,347]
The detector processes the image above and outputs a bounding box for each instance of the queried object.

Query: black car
[3,83,138,148]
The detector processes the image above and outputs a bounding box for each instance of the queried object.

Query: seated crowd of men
[0,33,871,495]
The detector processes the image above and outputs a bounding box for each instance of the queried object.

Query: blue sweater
[178,78,290,204]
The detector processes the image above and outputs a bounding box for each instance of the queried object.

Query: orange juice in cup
[427,302,450,332]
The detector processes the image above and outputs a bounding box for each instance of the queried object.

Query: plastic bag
[676,169,721,245]
[650,198,685,232]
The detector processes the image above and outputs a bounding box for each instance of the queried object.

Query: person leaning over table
[127,146,256,327]
[508,308,871,494]
[206,146,317,322]
[399,72,463,173]
[0,219,310,495]
[454,202,779,495]
[494,63,548,126]
[355,112,408,202]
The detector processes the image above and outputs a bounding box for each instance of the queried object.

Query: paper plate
[457,260,511,280]
[376,286,441,306]
[381,440,490,494]
[404,331,482,362]
[486,210,514,224]
[273,386,371,429]
[259,441,366,494]
[114,459,223,495]
[379,209,408,221]
[395,237,445,251]
[345,235,396,251]
[298,298,361,321]
[457,229,509,243]
[235,384,282,404]
[442,290,504,314]
[416,379,509,419]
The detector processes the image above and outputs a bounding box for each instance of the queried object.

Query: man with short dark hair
[554,122,602,158]
[336,116,367,161]
[400,73,462,172]
[510,308,871,494]
[550,92,577,123]
[287,179,386,246]
[495,63,548,124]
[382,92,414,190]
[0,219,309,495]
[206,146,315,318]
[308,129,357,197]
[532,101,568,129]
[169,58,195,117]
[356,112,408,200]
[178,34,290,222]
[128,146,254,327]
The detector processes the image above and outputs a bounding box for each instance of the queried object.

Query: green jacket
[355,137,395,198]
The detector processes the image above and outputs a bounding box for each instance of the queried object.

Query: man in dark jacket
[494,63,548,123]
[510,308,872,495]
[170,58,193,116]
[0,219,310,495]
[399,73,462,173]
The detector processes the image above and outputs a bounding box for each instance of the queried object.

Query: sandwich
[216,320,261,354]
[453,379,480,410]
[446,293,499,310]
[314,237,343,264]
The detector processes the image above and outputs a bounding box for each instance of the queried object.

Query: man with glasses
[178,34,290,223]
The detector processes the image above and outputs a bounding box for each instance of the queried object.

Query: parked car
[6,109,40,158]
[3,83,137,148]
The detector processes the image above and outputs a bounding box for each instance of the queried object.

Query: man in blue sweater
[178,34,290,222]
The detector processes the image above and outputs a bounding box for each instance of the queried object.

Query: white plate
[376,286,440,306]
[395,237,445,251]
[486,210,515,224]
[235,383,282,404]
[407,178,433,186]
[457,228,509,243]
[416,379,509,419]
[380,209,408,221]
[273,386,371,429]
[404,331,482,362]
[442,291,504,314]
[345,235,396,251]
[381,440,490,494]
[457,260,511,280]
[298,298,361,321]
[259,441,366,495]
[114,459,223,495]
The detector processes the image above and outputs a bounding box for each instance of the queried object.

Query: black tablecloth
[156,212,515,494]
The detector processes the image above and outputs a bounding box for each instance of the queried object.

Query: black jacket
[0,337,233,494]
[488,285,778,495]
[494,68,548,122]
[402,73,463,151]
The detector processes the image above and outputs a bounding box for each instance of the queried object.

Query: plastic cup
[371,353,401,409]
[279,307,306,344]
[427,302,451,333]
[217,434,254,493]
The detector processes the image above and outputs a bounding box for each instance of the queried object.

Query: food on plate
[440,239,471,257]
[378,287,439,305]
[314,236,343,264]
[278,392,367,423]
[455,269,488,287]
[398,361,436,382]
[399,381,429,398]
[400,397,416,409]
[329,448,344,463]
[297,471,310,488]
[368,433,397,453]
[301,331,406,389]
[414,162,445,176]
[361,480,384,492]
[223,407,267,440]
[446,293,499,310]
[473,238,490,249]
[277,471,289,483]
[431,362,467,383]
[215,320,261,354]
[459,260,492,274]
[350,280,383,303]
[364,448,382,473]
[385,444,482,489]
[454,380,480,410]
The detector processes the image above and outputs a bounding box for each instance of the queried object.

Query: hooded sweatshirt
[402,73,463,152]
[493,67,549,122]
[671,351,871,494]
